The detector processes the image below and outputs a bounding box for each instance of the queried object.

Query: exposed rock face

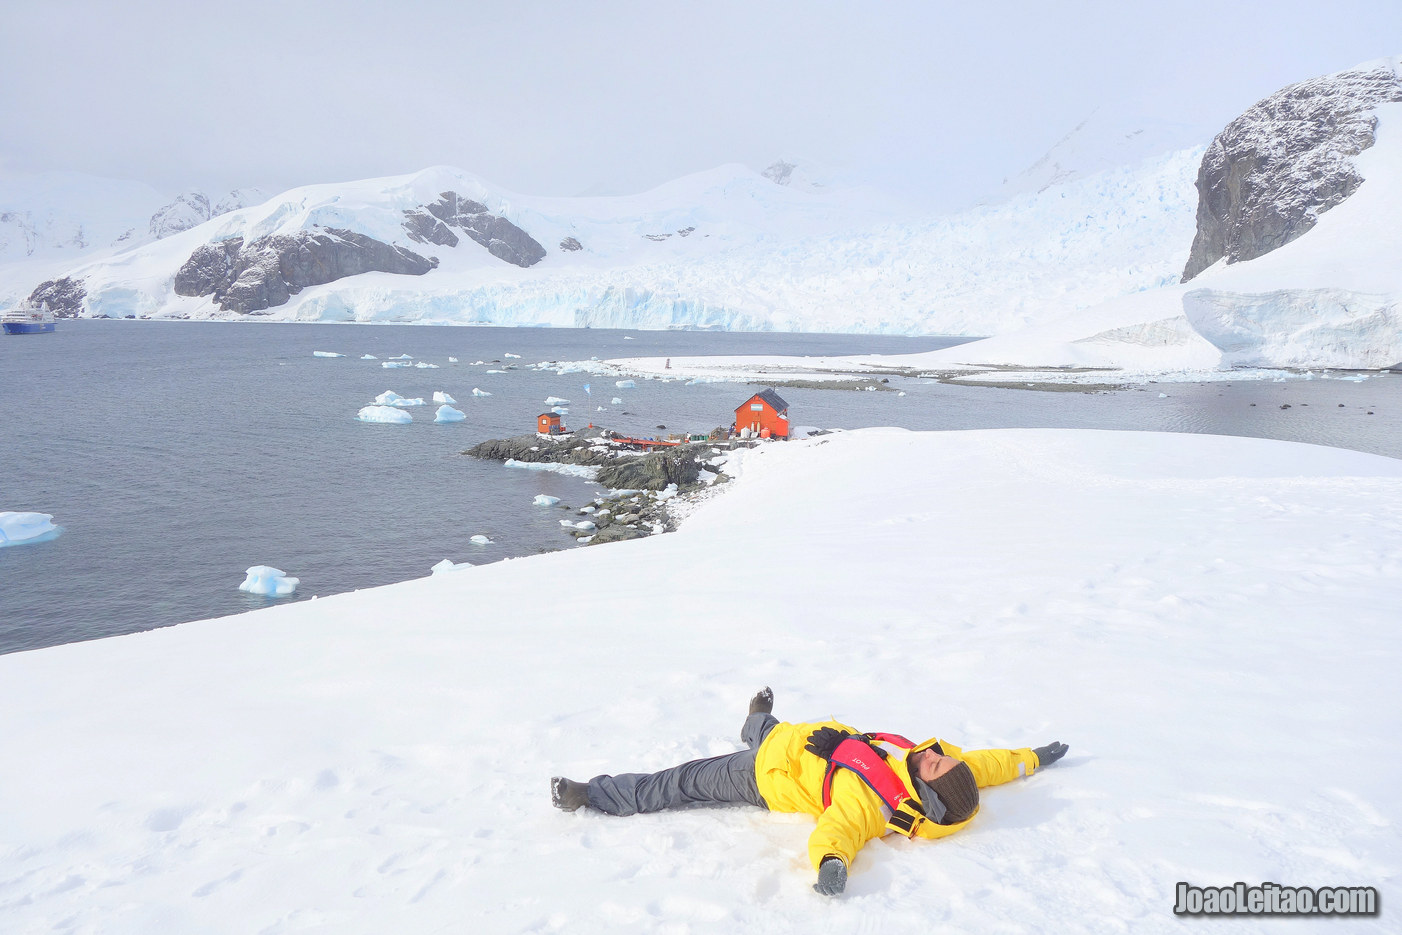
[26,277,87,318]
[402,192,546,267]
[149,188,270,239]
[1182,62,1402,282]
[173,227,437,314]
[150,192,211,238]
[559,236,583,252]
[762,160,796,185]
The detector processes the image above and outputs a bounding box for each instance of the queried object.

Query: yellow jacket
[753,720,1040,869]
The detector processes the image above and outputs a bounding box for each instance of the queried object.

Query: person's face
[911,748,959,784]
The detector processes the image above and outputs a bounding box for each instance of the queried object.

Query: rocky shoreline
[465,428,735,546]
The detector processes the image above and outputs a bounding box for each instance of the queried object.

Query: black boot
[551,776,591,811]
[749,686,774,715]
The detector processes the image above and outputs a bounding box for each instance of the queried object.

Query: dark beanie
[926,760,979,824]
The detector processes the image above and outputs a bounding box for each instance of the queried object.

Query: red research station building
[734,389,790,438]
[538,412,565,435]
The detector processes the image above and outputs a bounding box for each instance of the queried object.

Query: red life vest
[819,732,930,837]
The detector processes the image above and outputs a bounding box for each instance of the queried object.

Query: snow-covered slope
[1,428,1398,931]
[1,152,1200,335]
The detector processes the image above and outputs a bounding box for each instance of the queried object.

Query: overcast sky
[3,0,1399,211]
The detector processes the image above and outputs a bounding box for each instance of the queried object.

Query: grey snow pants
[586,711,779,816]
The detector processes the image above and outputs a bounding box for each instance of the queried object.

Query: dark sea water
[2,320,1399,654]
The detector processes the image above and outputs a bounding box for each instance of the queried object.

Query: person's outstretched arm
[807,772,887,894]
[957,741,1067,787]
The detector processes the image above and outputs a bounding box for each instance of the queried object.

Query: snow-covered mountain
[915,55,1402,372]
[2,151,1200,335]
[0,172,266,267]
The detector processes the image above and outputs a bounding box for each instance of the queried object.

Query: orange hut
[734,389,790,439]
[538,412,566,435]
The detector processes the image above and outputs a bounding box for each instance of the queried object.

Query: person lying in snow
[551,687,1068,896]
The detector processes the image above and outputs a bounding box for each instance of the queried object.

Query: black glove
[1033,741,1068,767]
[813,856,847,896]
[804,727,852,760]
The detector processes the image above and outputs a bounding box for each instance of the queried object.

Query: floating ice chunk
[357,405,413,424]
[551,407,569,415]
[374,391,425,406]
[470,535,492,544]
[361,354,377,360]
[390,354,413,360]
[486,369,507,374]
[615,380,636,388]
[238,565,299,597]
[573,520,597,532]
[471,360,485,365]
[431,558,464,575]
[472,387,492,397]
[898,391,907,397]
[313,351,344,358]
[533,494,561,506]
[448,357,459,363]
[559,519,575,527]
[414,361,440,369]
[433,391,457,404]
[579,506,596,514]
[623,335,634,339]
[503,352,521,359]
[544,397,571,405]
[0,512,63,547]
[576,535,594,544]
[382,361,411,368]
[1158,392,1169,398]
[435,405,466,423]
[611,397,623,404]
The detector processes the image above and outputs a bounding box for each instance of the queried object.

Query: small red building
[734,389,790,439]
[538,412,566,435]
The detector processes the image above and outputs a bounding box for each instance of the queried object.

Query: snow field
[0,428,1399,932]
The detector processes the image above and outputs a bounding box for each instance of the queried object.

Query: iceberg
[434,405,466,423]
[238,565,299,597]
[611,397,623,404]
[533,494,561,506]
[430,559,461,575]
[433,391,457,404]
[361,354,378,359]
[390,354,413,360]
[448,357,459,363]
[470,534,492,544]
[503,353,521,359]
[414,361,440,369]
[313,351,344,358]
[0,511,63,547]
[544,397,571,405]
[382,361,411,368]
[615,380,636,388]
[472,388,492,397]
[374,391,425,406]
[357,405,413,424]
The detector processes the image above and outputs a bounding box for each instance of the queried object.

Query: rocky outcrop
[559,236,583,252]
[1182,61,1402,281]
[466,430,709,491]
[595,448,703,490]
[402,191,546,267]
[173,227,437,314]
[26,277,87,318]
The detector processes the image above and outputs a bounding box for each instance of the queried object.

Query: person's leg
[586,748,765,816]
[741,711,778,750]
